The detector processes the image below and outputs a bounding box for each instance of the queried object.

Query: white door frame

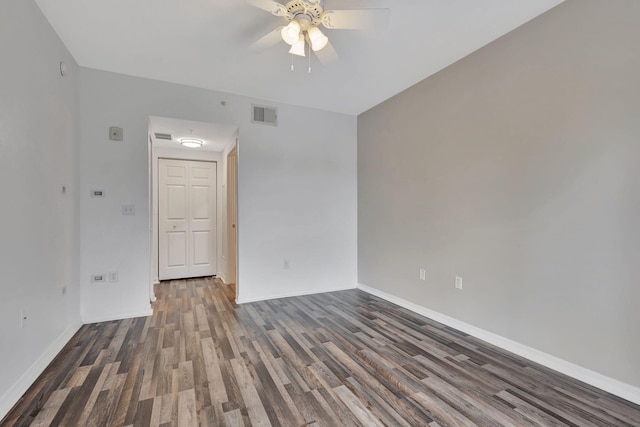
[227,146,237,287]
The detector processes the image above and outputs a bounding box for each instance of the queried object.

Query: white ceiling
[35,0,564,115]
[149,116,237,152]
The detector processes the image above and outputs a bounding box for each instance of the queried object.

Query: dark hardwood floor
[3,278,640,426]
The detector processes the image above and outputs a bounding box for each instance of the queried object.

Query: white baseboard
[82,308,153,324]
[0,320,82,420]
[357,283,640,406]
[150,280,161,303]
[237,284,357,304]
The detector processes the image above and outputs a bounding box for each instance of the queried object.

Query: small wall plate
[109,126,124,141]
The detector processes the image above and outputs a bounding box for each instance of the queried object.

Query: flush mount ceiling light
[180,138,203,148]
[250,0,389,70]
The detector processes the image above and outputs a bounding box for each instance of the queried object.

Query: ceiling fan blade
[314,40,339,65]
[247,0,290,18]
[250,27,285,50]
[321,9,390,30]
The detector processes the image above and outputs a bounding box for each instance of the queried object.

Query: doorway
[148,116,239,302]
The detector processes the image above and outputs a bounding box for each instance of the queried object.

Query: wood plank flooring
[3,278,640,426]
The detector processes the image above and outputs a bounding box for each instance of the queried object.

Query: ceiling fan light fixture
[281,20,301,45]
[179,138,204,148]
[308,26,328,52]
[288,36,306,57]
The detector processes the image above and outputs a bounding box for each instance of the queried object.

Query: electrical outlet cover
[122,204,135,216]
[109,126,124,141]
[91,274,106,283]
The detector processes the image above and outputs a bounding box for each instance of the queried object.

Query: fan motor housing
[285,0,323,26]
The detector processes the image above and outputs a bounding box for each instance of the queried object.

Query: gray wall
[358,0,640,387]
[78,68,357,322]
[0,0,81,415]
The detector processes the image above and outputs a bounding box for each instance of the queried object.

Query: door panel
[191,166,210,179]
[192,231,210,265]
[167,185,187,219]
[167,232,187,267]
[191,186,209,219]
[188,161,216,277]
[159,160,188,279]
[167,165,186,178]
[159,159,216,280]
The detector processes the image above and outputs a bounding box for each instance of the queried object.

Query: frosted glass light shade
[288,36,306,57]
[180,138,203,148]
[308,26,328,51]
[281,21,301,45]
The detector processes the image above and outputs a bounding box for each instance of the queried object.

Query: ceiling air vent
[252,105,278,126]
[154,133,172,140]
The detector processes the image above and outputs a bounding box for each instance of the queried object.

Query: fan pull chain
[291,53,294,72]
[308,43,312,74]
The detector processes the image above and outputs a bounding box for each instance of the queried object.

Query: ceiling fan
[249,0,389,67]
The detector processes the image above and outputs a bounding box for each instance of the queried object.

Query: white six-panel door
[159,159,217,280]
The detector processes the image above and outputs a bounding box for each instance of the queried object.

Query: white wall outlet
[109,271,119,282]
[121,204,135,216]
[455,276,463,290]
[419,268,426,281]
[91,274,106,283]
[21,309,27,328]
[283,259,290,270]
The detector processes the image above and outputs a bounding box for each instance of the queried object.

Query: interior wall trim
[0,321,82,420]
[81,308,153,325]
[357,283,640,406]
[237,284,357,305]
